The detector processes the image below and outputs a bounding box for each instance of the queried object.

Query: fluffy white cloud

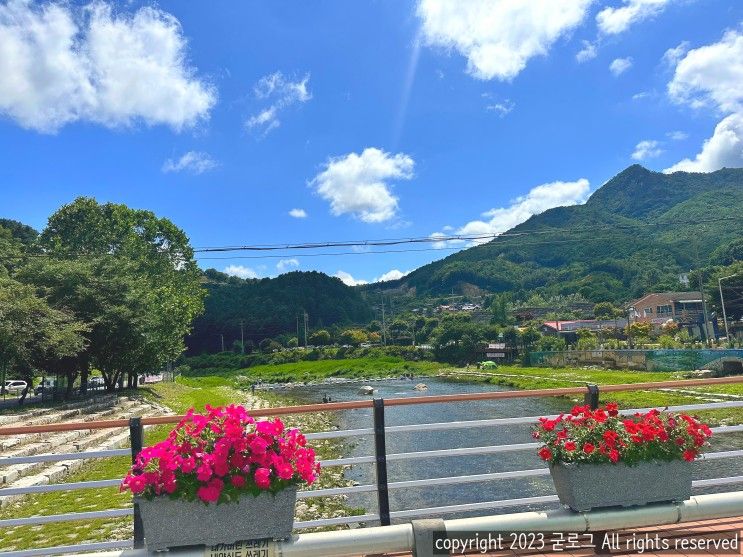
[276,258,300,273]
[288,208,307,218]
[576,40,598,63]
[667,30,743,113]
[335,271,368,286]
[631,140,663,160]
[375,269,410,282]
[609,57,633,76]
[416,0,592,81]
[224,265,259,279]
[665,114,743,172]
[665,29,743,173]
[0,1,215,133]
[597,0,675,35]
[310,148,414,223]
[246,72,311,135]
[434,178,590,246]
[162,151,218,174]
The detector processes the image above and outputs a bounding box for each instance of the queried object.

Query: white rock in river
[414,383,428,391]
[359,385,375,395]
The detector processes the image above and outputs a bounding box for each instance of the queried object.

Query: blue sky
[1,0,741,285]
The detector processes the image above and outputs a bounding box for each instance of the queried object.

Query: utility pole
[411,321,416,347]
[381,301,387,346]
[719,274,738,343]
[304,311,309,347]
[296,314,300,344]
[240,320,245,354]
[220,334,225,353]
[698,270,712,347]
[627,306,634,349]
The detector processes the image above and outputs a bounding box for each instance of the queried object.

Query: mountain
[186,270,374,354]
[373,165,743,303]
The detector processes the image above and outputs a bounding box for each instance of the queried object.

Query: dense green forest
[371,165,743,302]
[186,269,374,354]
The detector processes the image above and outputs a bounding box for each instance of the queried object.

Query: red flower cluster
[121,404,320,503]
[533,403,712,466]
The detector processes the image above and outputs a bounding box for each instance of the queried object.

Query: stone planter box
[549,461,692,512]
[136,486,297,551]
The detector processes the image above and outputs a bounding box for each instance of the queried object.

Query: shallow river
[279,377,743,523]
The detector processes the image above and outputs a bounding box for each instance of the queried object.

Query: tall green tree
[0,277,87,403]
[37,198,205,389]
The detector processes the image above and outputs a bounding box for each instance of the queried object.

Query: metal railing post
[585,384,600,410]
[129,417,144,549]
[373,398,391,526]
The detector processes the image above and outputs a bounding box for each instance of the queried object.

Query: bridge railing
[2,376,743,557]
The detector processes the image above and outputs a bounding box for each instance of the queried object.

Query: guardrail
[2,375,743,557]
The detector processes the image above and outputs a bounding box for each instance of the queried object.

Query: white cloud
[162,151,218,174]
[224,265,259,279]
[0,1,215,133]
[485,99,515,117]
[631,139,663,160]
[416,0,592,81]
[632,91,650,101]
[576,40,598,63]
[310,147,415,223]
[276,258,300,273]
[246,107,280,134]
[335,271,368,286]
[434,178,591,246]
[667,130,688,141]
[665,114,743,172]
[665,29,743,173]
[246,72,311,135]
[609,57,633,76]
[375,269,410,282]
[662,41,689,67]
[667,30,743,114]
[597,0,675,35]
[288,208,307,218]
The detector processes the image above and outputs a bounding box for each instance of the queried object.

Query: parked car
[34,379,57,396]
[88,377,105,389]
[2,380,28,396]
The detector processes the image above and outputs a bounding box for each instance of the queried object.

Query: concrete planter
[549,460,692,512]
[136,486,297,551]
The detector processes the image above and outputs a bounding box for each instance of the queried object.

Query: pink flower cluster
[121,404,320,504]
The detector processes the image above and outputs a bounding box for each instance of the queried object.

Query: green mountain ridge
[372,165,743,303]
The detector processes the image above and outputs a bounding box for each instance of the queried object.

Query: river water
[279,377,743,523]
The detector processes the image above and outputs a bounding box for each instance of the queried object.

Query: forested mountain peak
[380,165,743,302]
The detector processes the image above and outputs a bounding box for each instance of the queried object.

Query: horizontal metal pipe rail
[9,491,741,557]
[3,376,743,556]
[2,375,742,436]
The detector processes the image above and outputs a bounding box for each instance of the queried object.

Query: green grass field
[186,356,448,384]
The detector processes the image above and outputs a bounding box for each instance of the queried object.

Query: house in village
[628,291,718,339]
[540,318,629,343]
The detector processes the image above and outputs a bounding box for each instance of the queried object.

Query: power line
[4,216,740,262]
[190,216,742,254]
